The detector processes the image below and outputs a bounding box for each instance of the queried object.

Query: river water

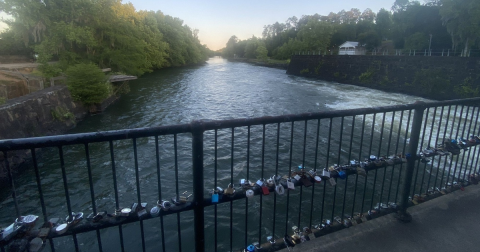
[5,56,469,252]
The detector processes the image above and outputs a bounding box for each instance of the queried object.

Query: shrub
[66,63,109,105]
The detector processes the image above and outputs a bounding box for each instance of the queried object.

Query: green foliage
[300,68,310,74]
[454,77,480,98]
[0,97,6,105]
[1,0,208,76]
[404,32,429,50]
[359,68,376,83]
[0,29,32,56]
[255,45,268,60]
[66,63,109,105]
[413,69,451,96]
[51,106,75,122]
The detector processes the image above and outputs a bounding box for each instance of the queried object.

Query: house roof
[339,41,359,48]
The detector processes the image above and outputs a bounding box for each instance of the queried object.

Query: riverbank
[228,58,289,70]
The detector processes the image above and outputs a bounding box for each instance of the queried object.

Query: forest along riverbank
[1,57,438,251]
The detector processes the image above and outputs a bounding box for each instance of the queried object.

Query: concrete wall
[0,86,87,183]
[287,55,480,100]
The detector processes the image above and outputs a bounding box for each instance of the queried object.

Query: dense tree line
[0,0,211,76]
[222,0,480,59]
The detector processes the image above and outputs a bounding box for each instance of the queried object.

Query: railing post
[191,120,205,252]
[396,101,425,222]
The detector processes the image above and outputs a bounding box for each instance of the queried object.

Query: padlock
[158,200,171,211]
[356,167,367,176]
[369,155,376,161]
[287,179,295,190]
[308,169,316,176]
[267,236,275,244]
[211,192,219,203]
[224,183,235,195]
[266,178,275,187]
[328,177,336,186]
[293,174,301,181]
[256,179,264,187]
[314,175,322,183]
[240,179,246,186]
[321,168,330,178]
[246,189,254,198]
[338,170,347,179]
[261,185,270,195]
[300,176,313,187]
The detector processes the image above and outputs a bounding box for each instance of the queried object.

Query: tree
[66,63,109,106]
[440,0,480,55]
[376,9,393,40]
[404,32,429,50]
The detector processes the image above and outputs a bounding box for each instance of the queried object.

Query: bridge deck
[280,184,480,252]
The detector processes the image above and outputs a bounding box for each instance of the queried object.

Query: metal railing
[1,98,480,252]
[295,49,480,57]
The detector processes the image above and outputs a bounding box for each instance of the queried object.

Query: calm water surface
[1,57,436,252]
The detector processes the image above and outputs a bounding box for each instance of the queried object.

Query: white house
[338,41,365,55]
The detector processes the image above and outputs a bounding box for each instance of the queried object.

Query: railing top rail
[0,97,479,151]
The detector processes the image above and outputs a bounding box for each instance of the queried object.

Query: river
[2,57,451,252]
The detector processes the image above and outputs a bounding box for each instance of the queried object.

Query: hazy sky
[0,0,395,50]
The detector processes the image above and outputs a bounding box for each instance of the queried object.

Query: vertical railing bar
[424,107,439,194]
[450,105,465,185]
[245,127,250,248]
[341,116,352,221]
[380,112,395,205]
[398,103,425,221]
[230,128,234,251]
[414,107,430,197]
[3,151,20,218]
[462,106,476,181]
[109,140,125,252]
[31,149,47,220]
[214,130,219,252]
[365,113,376,212]
[445,105,459,186]
[395,110,412,204]
[352,115,365,217]
[334,117,343,222]
[456,106,471,182]
[58,146,79,252]
[32,148,55,252]
[439,106,452,189]
[154,136,167,252]
[85,143,103,252]
[173,135,182,252]
[285,122,294,234]
[259,124,266,244]
[370,113,385,211]
[109,141,125,252]
[325,119,333,221]
[418,107,434,195]
[273,123,280,239]
[473,107,480,175]
[466,108,480,177]
[132,138,146,252]
[310,119,321,228]
[388,110,404,204]
[360,114,370,214]
[191,121,205,252]
[432,106,445,191]
[298,120,307,227]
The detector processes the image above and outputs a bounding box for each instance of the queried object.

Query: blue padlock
[212,193,219,203]
[246,245,255,252]
[338,170,347,179]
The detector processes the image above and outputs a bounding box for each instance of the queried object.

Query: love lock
[172,191,192,205]
[158,200,172,211]
[245,189,255,198]
[300,175,313,187]
[286,179,295,190]
[321,168,330,178]
[224,183,236,196]
[338,170,347,179]
[267,235,275,244]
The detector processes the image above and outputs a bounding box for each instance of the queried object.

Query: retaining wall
[287,55,480,100]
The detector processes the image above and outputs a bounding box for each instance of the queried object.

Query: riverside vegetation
[0,0,213,105]
[222,0,480,60]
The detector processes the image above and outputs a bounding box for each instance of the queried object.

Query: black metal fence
[1,98,480,252]
[295,49,480,57]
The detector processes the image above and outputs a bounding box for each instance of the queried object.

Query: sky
[0,0,395,51]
